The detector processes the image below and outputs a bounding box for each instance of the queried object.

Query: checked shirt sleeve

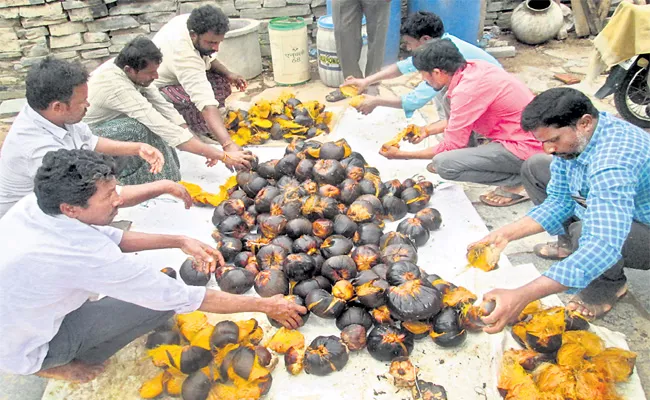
[527,158,575,235]
[544,164,639,290]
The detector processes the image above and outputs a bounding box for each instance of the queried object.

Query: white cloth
[0,105,99,219]
[152,14,221,111]
[0,194,206,375]
[85,60,194,148]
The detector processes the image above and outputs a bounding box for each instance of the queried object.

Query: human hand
[263,294,308,329]
[223,150,255,171]
[379,145,400,159]
[164,181,193,209]
[481,288,530,334]
[223,141,242,152]
[180,237,224,274]
[342,76,368,94]
[467,230,510,253]
[405,126,428,144]
[357,95,378,115]
[227,72,247,91]
[138,144,165,174]
[205,157,219,167]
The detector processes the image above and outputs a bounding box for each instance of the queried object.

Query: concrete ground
[1,34,649,399]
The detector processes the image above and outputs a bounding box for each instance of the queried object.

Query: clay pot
[511,0,564,45]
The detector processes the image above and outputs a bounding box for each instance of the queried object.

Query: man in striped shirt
[475,88,649,332]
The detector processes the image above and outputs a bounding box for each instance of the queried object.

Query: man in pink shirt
[380,39,544,207]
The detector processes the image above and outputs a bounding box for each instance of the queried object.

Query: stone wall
[0,0,327,101]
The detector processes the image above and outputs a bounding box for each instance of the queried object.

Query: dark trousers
[520,154,650,294]
[40,298,173,370]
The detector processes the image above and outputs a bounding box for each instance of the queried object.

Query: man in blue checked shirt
[341,12,500,129]
[472,88,650,333]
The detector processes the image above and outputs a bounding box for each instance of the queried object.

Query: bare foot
[566,284,628,319]
[36,360,106,383]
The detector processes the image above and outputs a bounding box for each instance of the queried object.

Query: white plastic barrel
[317,15,368,88]
[268,17,310,86]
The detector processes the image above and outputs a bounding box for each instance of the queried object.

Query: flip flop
[533,241,573,260]
[326,89,347,103]
[479,187,530,207]
[567,283,628,320]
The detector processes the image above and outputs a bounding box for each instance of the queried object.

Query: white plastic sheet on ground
[42,107,644,399]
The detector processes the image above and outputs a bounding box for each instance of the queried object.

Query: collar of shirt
[446,61,472,96]
[23,104,71,141]
[574,112,609,166]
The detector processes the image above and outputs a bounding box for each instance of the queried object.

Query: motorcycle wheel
[614,56,650,128]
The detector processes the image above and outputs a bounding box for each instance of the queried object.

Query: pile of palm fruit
[224,93,333,146]
[498,301,637,399]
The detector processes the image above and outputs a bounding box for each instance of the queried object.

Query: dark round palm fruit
[294,276,331,298]
[366,324,414,362]
[397,218,430,247]
[346,200,374,223]
[259,214,287,239]
[219,237,243,261]
[218,268,255,294]
[294,113,314,127]
[270,121,283,140]
[415,208,442,231]
[356,195,384,216]
[257,160,280,180]
[292,234,321,256]
[256,244,288,270]
[333,214,358,238]
[352,269,380,286]
[311,253,325,275]
[217,215,250,239]
[341,324,367,351]
[380,243,418,266]
[268,295,310,328]
[314,275,332,292]
[277,176,300,191]
[271,235,293,253]
[339,178,361,205]
[321,255,358,283]
[354,223,383,246]
[402,178,416,188]
[400,187,430,214]
[319,142,346,160]
[358,179,377,195]
[182,369,212,400]
[304,336,349,376]
[319,196,340,220]
[236,170,257,188]
[336,306,373,331]
[211,199,246,227]
[241,233,262,254]
[372,263,389,280]
[382,194,408,221]
[417,181,435,196]
[383,179,404,197]
[346,164,365,182]
[145,330,181,349]
[242,175,269,198]
[305,290,346,319]
[431,307,467,348]
[318,184,340,200]
[313,159,345,185]
[179,258,210,286]
[230,190,254,208]
[299,179,319,196]
[160,267,177,279]
[285,217,313,239]
[270,195,302,220]
[254,186,281,214]
[320,235,354,258]
[386,279,442,321]
[233,251,256,269]
[283,253,316,282]
[276,153,300,176]
[379,231,414,251]
[351,245,381,271]
[210,320,240,349]
[254,269,290,297]
[312,218,334,239]
[386,261,421,286]
[295,159,315,181]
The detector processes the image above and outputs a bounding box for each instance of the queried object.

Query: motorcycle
[595,54,650,128]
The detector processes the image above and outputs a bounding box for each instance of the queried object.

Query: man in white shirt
[0,149,305,382]
[0,57,192,219]
[153,5,247,149]
[85,37,254,185]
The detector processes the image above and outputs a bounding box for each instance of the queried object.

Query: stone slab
[52,50,79,59]
[66,41,111,51]
[311,0,326,6]
[178,0,238,17]
[80,47,109,59]
[486,45,516,58]
[149,22,165,32]
[0,8,20,19]
[62,0,104,11]
[239,4,309,18]
[83,31,109,43]
[0,51,23,60]
[18,2,63,18]
[0,0,44,8]
[18,25,48,39]
[19,14,67,28]
[108,0,176,16]
[0,97,26,116]
[263,0,286,7]
[87,15,139,32]
[0,27,18,41]
[24,43,49,57]
[234,0,261,9]
[135,12,175,24]
[287,0,311,4]
[67,3,109,22]
[48,21,87,36]
[49,32,83,49]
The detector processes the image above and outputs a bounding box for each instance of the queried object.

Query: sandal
[479,187,530,207]
[533,240,573,260]
[567,282,628,320]
[325,89,347,103]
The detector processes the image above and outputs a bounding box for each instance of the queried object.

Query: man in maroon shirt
[380,39,544,207]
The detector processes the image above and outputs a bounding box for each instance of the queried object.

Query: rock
[553,73,581,85]
[19,55,46,67]
[486,46,516,59]
[108,43,124,53]
[240,4,309,18]
[25,43,49,57]
[264,0,286,7]
[288,0,311,4]
[81,48,110,59]
[18,2,64,18]
[178,0,238,17]
[0,18,20,28]
[20,15,68,28]
[83,32,109,43]
[0,27,18,42]
[62,1,104,11]
[87,16,139,32]
[110,32,144,45]
[135,12,175,24]
[0,98,26,116]
[311,0,326,6]
[0,7,20,19]
[19,26,49,40]
[1,40,20,53]
[50,32,84,49]
[150,22,165,32]
[2,0,44,6]
[52,50,79,59]
[48,22,87,37]
[109,0,176,16]
[313,5,326,18]
[68,4,109,22]
[66,41,111,51]
[235,0,261,9]
[81,58,103,71]
[260,43,271,57]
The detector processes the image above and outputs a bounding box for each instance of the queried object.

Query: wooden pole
[571,0,591,37]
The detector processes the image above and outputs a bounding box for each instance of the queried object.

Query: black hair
[187,5,229,36]
[521,88,600,132]
[25,57,89,111]
[400,11,445,39]
[34,149,117,215]
[115,36,163,72]
[412,39,466,74]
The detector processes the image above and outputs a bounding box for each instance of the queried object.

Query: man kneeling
[0,149,304,382]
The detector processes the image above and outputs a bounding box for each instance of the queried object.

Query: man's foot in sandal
[567,283,628,319]
[479,186,530,207]
[326,89,347,103]
[533,239,573,260]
